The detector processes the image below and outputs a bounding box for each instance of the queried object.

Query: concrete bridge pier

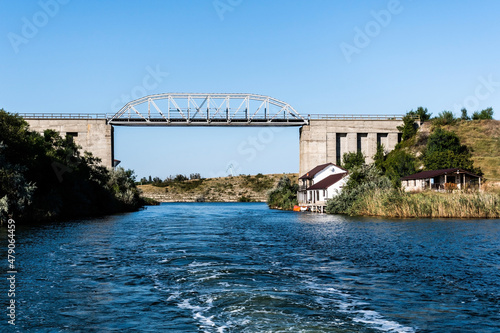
[25,118,114,168]
[299,119,403,176]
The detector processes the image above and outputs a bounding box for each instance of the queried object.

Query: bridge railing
[18,113,108,119]
[307,114,415,120]
[18,112,420,122]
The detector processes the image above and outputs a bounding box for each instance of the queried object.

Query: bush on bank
[267,175,298,210]
[0,109,146,224]
[325,164,392,215]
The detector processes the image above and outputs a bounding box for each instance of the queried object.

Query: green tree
[383,149,417,187]
[472,107,494,120]
[433,111,456,126]
[422,127,480,174]
[0,144,37,222]
[460,108,470,120]
[267,175,298,210]
[342,151,365,171]
[409,106,431,122]
[174,174,188,182]
[373,143,385,171]
[190,173,201,180]
[397,114,418,141]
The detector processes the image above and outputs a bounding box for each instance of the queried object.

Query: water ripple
[2,203,499,332]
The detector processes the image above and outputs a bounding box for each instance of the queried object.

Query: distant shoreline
[138,173,298,204]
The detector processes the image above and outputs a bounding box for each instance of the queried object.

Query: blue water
[2,203,499,332]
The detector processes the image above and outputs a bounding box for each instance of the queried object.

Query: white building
[297,163,349,212]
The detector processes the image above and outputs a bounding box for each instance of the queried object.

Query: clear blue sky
[1,0,499,179]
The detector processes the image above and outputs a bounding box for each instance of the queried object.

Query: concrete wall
[25,119,114,168]
[299,119,402,176]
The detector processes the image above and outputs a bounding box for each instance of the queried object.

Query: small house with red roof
[298,163,349,212]
[401,168,481,192]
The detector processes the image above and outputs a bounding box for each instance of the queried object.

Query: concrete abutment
[25,119,114,168]
[299,119,403,176]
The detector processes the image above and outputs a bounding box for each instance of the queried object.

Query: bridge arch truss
[108,93,308,126]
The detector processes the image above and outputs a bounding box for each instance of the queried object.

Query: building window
[357,133,368,153]
[336,133,347,165]
[377,133,388,148]
[66,132,78,143]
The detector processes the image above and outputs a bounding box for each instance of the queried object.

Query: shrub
[382,149,417,188]
[472,107,494,120]
[397,114,418,141]
[408,106,432,122]
[174,174,188,182]
[373,143,385,171]
[267,175,298,210]
[325,165,391,215]
[422,127,480,174]
[243,174,274,192]
[342,151,365,171]
[433,111,456,126]
[461,108,470,121]
[238,196,256,202]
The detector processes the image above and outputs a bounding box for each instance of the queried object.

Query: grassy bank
[414,120,500,181]
[443,120,500,181]
[353,189,500,218]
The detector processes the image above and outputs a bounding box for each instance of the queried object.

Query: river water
[2,203,500,332]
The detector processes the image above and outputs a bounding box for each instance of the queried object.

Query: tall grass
[353,189,500,218]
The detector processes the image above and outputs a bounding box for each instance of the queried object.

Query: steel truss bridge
[18,93,409,125]
[108,93,307,126]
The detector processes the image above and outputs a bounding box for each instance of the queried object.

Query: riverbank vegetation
[325,107,500,218]
[267,175,298,210]
[352,189,500,218]
[0,109,148,224]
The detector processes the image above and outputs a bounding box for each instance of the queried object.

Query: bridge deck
[108,117,308,126]
[18,113,409,126]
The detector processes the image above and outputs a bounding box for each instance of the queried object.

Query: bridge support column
[299,119,403,176]
[25,118,114,168]
[387,133,400,152]
[367,132,377,159]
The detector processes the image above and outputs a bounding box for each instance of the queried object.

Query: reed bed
[353,189,500,218]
